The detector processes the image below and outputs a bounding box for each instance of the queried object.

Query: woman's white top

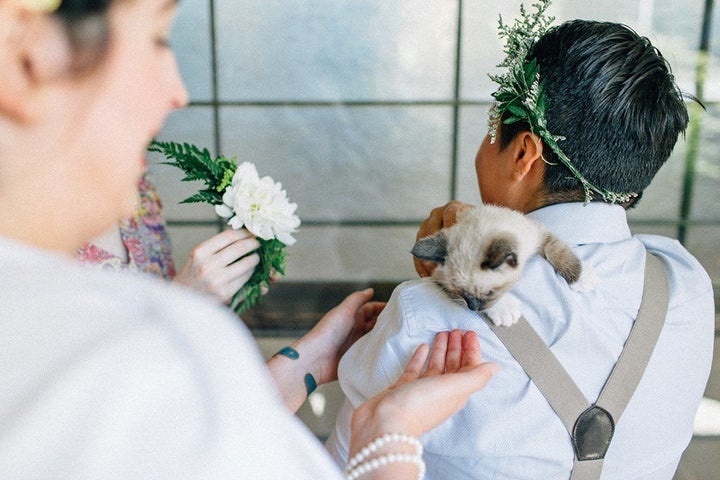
[0,236,343,479]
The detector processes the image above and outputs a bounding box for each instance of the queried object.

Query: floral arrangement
[149,141,300,315]
[487,0,638,204]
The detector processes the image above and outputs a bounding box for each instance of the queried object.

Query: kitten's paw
[484,295,521,327]
[571,264,598,293]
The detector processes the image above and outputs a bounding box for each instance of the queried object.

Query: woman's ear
[0,5,71,123]
[511,131,544,181]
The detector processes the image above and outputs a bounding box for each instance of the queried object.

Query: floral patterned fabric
[76,174,176,280]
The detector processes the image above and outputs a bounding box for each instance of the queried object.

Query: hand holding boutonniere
[149,141,300,315]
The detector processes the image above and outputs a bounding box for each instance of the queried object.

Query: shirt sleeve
[327,280,443,465]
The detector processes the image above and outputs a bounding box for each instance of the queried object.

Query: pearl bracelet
[346,432,423,471]
[345,433,424,479]
[345,452,425,480]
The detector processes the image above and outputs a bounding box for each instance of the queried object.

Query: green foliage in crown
[487,0,638,204]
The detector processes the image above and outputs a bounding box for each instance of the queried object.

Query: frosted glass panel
[282,226,419,282]
[685,226,720,282]
[689,105,720,221]
[456,106,488,205]
[172,0,213,101]
[705,55,720,103]
[215,0,458,101]
[148,107,218,221]
[460,2,524,101]
[461,0,705,99]
[707,0,720,101]
[219,106,453,221]
[166,225,222,272]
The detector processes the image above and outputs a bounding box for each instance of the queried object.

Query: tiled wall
[150,0,720,291]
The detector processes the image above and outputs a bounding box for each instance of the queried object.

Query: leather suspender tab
[572,405,614,461]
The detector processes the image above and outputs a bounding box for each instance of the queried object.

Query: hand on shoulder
[415,201,473,277]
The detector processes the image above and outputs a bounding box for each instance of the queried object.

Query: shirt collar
[526,202,632,245]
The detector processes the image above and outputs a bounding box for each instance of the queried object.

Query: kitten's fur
[412,205,594,326]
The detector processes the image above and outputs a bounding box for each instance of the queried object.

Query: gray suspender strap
[594,254,669,418]
[483,253,670,480]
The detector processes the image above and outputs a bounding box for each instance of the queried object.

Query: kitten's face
[432,233,522,310]
[411,208,534,311]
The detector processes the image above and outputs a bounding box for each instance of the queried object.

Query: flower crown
[487,0,638,204]
[16,0,62,13]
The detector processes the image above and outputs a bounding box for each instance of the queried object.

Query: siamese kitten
[411,205,594,326]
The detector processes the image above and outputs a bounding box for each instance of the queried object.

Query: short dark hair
[500,20,690,206]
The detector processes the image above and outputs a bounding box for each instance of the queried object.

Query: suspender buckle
[572,405,615,461]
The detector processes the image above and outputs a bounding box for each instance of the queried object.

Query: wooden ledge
[241,281,400,336]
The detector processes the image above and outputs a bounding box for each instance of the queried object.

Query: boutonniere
[150,141,300,315]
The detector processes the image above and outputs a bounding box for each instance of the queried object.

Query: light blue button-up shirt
[328,202,715,479]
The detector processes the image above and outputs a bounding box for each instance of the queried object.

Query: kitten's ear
[411,232,448,264]
[482,236,518,270]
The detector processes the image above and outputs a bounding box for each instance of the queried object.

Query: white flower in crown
[215,162,300,246]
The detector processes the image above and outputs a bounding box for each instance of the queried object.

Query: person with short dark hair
[515,20,691,208]
[329,6,714,480]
